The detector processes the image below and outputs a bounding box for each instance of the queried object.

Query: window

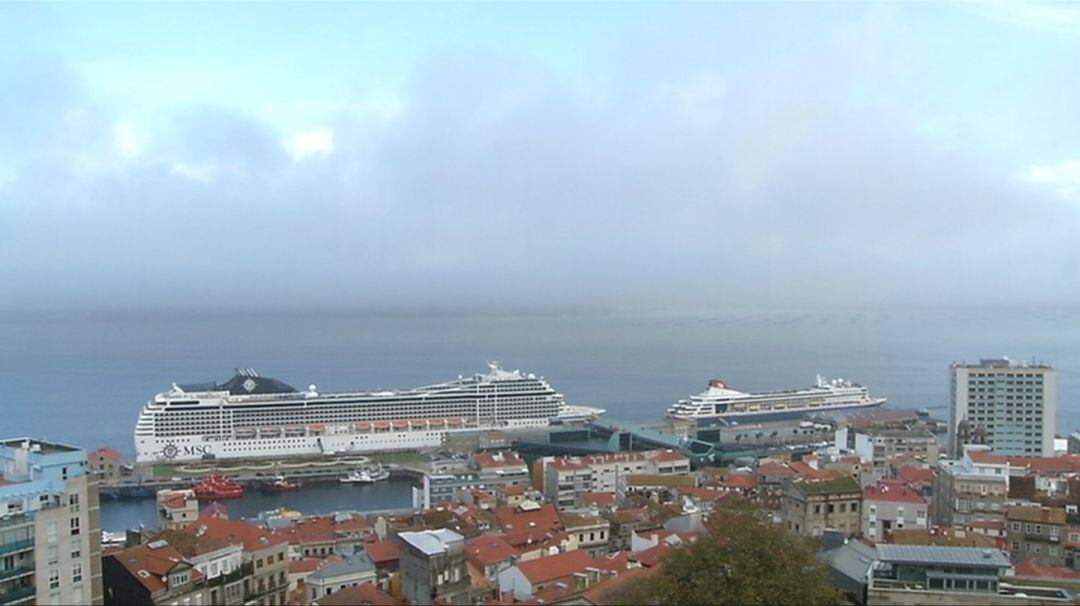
[49,568,60,590]
[47,521,57,543]
[69,517,80,536]
[71,539,82,560]
[68,494,80,512]
[72,563,82,583]
[47,545,58,565]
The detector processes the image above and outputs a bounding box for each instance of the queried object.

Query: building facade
[863,480,928,541]
[398,529,470,605]
[0,438,103,606]
[950,358,1056,457]
[1006,505,1067,567]
[781,476,862,537]
[156,489,199,531]
[933,446,1010,528]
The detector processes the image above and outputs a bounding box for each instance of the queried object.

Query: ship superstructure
[667,375,885,425]
[135,363,595,462]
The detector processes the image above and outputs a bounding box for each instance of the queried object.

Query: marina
[99,476,416,533]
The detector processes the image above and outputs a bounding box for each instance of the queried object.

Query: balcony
[0,541,32,556]
[0,567,33,583]
[0,586,35,605]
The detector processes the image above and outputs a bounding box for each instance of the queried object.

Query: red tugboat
[193,472,244,500]
[260,474,302,493]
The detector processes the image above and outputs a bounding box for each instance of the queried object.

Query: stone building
[782,476,862,537]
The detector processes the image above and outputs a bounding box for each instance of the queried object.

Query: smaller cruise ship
[668,375,885,425]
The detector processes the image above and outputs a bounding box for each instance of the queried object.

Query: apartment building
[933,445,1010,528]
[0,438,103,606]
[862,480,928,541]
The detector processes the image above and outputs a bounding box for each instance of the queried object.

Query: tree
[616,499,844,606]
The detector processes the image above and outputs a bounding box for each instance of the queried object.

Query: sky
[1,2,1079,313]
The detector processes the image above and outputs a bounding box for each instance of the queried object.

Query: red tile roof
[756,462,797,477]
[288,559,321,574]
[583,492,616,507]
[363,540,400,565]
[1013,560,1080,580]
[498,485,528,496]
[91,446,122,461]
[493,503,562,533]
[465,535,517,567]
[184,516,287,552]
[109,542,202,594]
[590,551,632,573]
[548,459,588,472]
[863,480,927,504]
[514,549,594,584]
[678,487,736,502]
[897,465,935,484]
[335,514,372,532]
[632,543,672,568]
[474,451,527,469]
[313,581,397,606]
[965,520,1007,531]
[968,450,1010,464]
[582,566,659,605]
[723,474,758,490]
[162,492,194,510]
[788,462,836,480]
[648,449,689,463]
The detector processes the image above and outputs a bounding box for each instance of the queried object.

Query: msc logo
[161,442,211,460]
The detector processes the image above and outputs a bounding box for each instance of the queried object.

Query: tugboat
[193,472,244,500]
[261,474,302,493]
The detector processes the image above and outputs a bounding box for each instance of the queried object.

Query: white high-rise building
[950,358,1056,457]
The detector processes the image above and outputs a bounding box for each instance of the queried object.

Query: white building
[950,358,1055,457]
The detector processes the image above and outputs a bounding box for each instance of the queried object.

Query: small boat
[916,408,931,417]
[193,472,244,500]
[340,465,389,484]
[261,474,302,493]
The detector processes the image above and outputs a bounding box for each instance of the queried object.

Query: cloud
[284,128,335,161]
[965,2,1080,36]
[113,122,144,159]
[1016,160,1080,199]
[0,7,1078,312]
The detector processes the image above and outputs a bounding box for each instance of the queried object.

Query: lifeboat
[354,422,371,433]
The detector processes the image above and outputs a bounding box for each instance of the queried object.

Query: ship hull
[136,418,549,463]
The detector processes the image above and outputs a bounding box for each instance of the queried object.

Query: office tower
[950,358,1056,457]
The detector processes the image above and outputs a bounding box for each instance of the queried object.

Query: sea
[2,307,1077,530]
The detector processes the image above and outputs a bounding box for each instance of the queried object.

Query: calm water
[3,308,1078,458]
[98,477,416,532]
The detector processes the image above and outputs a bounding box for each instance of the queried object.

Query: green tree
[616,499,844,606]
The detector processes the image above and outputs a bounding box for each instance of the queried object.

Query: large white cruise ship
[667,375,885,425]
[135,363,600,463]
